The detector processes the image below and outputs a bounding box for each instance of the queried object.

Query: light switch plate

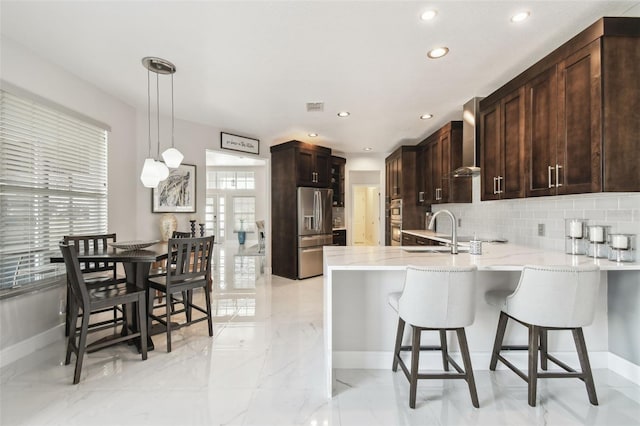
[538,223,545,236]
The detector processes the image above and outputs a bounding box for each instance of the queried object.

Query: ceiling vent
[306,102,324,112]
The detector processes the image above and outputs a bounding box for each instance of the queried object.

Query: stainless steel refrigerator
[297,187,333,279]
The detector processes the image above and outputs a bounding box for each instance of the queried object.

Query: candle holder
[565,218,586,255]
[608,234,636,263]
[586,224,611,258]
[199,223,205,237]
[189,220,196,237]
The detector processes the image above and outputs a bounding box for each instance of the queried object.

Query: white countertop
[332,227,347,231]
[324,243,640,271]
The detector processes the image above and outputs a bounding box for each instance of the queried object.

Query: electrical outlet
[538,223,545,236]
[458,218,462,227]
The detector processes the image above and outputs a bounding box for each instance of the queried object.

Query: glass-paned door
[206,195,225,243]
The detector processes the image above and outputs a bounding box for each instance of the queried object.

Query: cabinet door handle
[498,176,504,194]
[548,166,555,188]
[436,188,442,200]
[556,164,563,187]
[493,177,498,194]
[418,191,424,203]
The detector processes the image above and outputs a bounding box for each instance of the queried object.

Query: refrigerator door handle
[317,190,323,232]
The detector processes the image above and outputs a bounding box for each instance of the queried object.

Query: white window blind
[0,89,108,290]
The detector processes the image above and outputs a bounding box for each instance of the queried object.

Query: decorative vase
[237,220,246,245]
[238,231,246,245]
[160,213,177,241]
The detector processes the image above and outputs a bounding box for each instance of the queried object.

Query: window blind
[0,89,108,290]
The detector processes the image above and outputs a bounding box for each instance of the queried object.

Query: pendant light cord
[147,67,151,158]
[171,73,175,148]
[156,71,160,159]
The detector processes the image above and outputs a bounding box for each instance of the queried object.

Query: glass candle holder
[565,218,586,255]
[586,225,611,258]
[607,234,636,263]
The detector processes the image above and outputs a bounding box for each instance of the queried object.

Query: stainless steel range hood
[453,97,483,177]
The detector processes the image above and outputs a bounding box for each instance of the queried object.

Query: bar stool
[485,265,600,407]
[388,265,479,409]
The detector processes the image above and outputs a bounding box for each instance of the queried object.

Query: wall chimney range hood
[453,97,483,177]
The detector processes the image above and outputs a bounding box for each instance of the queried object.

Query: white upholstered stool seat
[389,265,479,409]
[485,264,600,407]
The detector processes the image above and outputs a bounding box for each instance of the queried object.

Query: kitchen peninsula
[322,243,640,397]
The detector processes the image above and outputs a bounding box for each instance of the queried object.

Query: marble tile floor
[2,246,640,425]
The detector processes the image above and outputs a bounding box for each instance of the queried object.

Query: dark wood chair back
[59,242,91,313]
[166,236,213,288]
[63,234,117,278]
[172,231,192,238]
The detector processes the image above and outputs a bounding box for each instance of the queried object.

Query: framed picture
[220,132,260,155]
[152,163,196,213]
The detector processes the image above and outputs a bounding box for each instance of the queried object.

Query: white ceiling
[2,1,639,155]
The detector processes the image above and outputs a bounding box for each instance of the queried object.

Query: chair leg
[166,291,172,353]
[490,311,509,371]
[137,295,148,361]
[65,305,79,365]
[456,328,479,408]
[204,285,213,337]
[392,317,405,372]
[439,330,449,372]
[528,325,540,407]
[409,326,421,409]
[572,328,598,405]
[539,328,548,371]
[65,280,71,337]
[73,314,90,384]
[184,290,192,323]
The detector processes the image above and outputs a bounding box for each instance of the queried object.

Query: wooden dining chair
[60,241,147,384]
[147,236,214,352]
[63,234,126,336]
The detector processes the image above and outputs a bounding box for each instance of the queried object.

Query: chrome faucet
[428,210,458,254]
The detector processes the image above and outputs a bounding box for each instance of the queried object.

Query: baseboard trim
[0,324,64,369]
[608,352,640,386]
[334,350,611,372]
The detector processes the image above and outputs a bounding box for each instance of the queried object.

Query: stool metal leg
[439,330,449,372]
[392,317,405,372]
[409,326,421,409]
[528,325,540,407]
[456,328,479,408]
[572,328,598,405]
[490,311,509,370]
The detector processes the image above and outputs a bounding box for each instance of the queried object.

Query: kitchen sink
[402,246,470,253]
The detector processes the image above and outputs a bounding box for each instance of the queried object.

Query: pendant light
[162,72,184,168]
[139,57,181,188]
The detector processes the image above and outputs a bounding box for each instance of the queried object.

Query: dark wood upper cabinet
[296,145,331,187]
[480,91,526,201]
[482,17,640,199]
[417,121,470,205]
[331,156,346,207]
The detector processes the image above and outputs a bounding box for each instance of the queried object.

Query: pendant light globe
[154,160,170,181]
[140,158,161,188]
[162,147,184,168]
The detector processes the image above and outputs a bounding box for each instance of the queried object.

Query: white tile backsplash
[433,176,640,252]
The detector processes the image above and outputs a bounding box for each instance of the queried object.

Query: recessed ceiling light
[420,113,433,120]
[308,133,318,137]
[420,9,437,21]
[337,111,350,117]
[511,11,530,23]
[364,147,372,151]
[427,47,449,59]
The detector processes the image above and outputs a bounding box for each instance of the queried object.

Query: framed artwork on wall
[152,163,196,213]
[220,132,260,155]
